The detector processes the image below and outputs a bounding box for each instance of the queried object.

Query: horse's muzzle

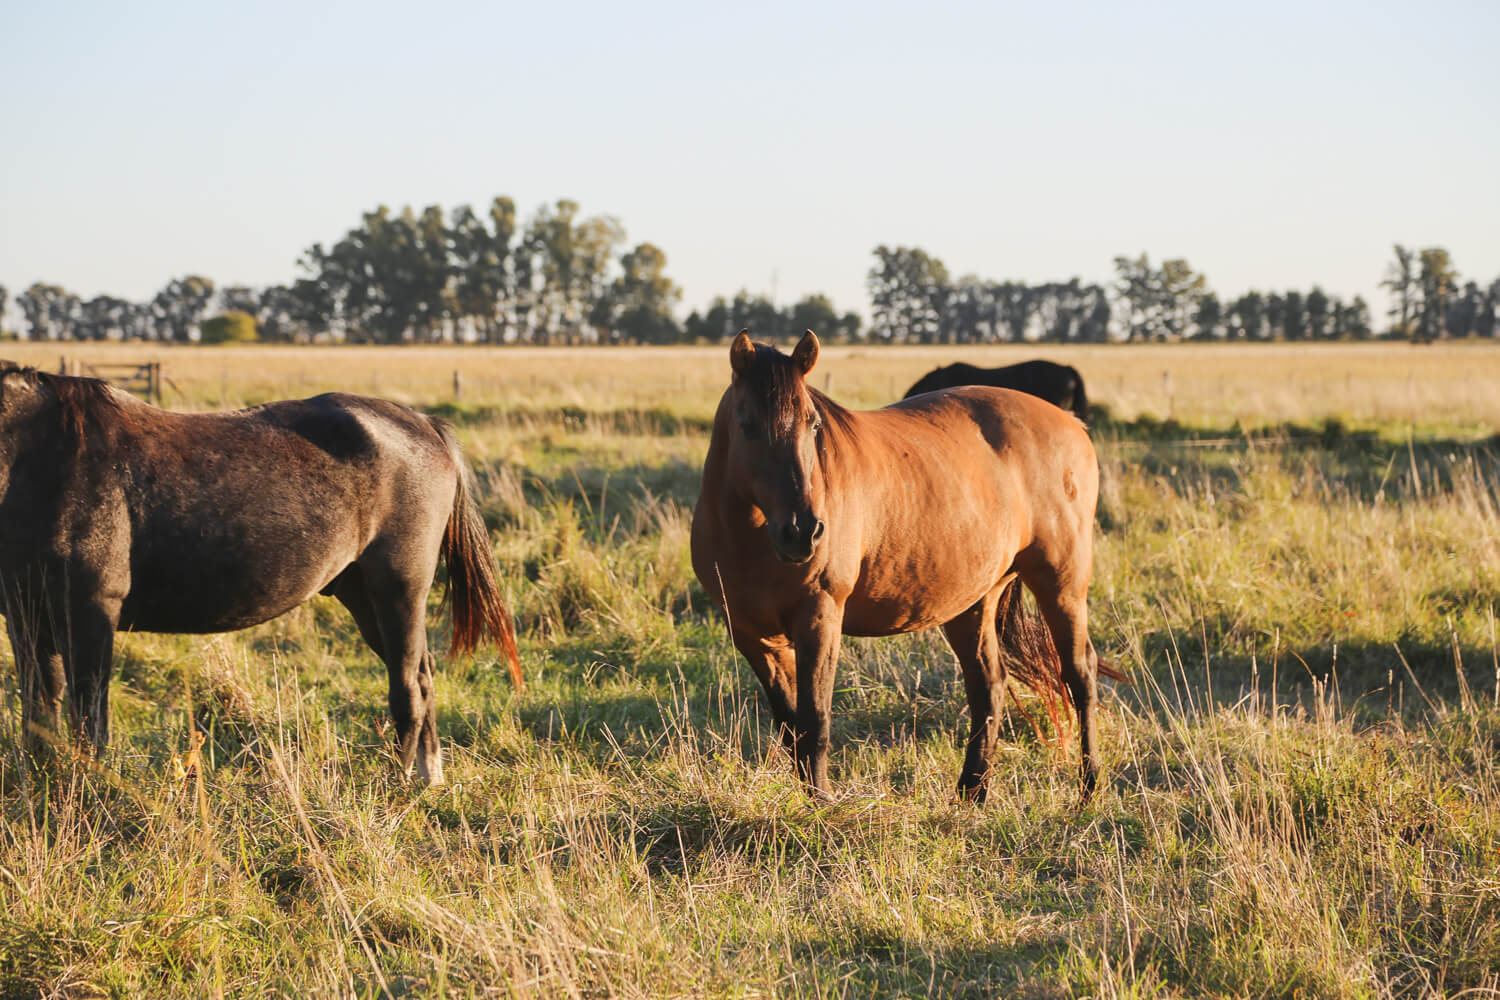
[771,514,826,564]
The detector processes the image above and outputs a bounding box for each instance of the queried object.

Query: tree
[1159,258,1206,340]
[0,283,8,336]
[449,200,518,343]
[220,285,261,317]
[1077,284,1111,342]
[867,245,948,343]
[1305,287,1330,340]
[598,242,680,344]
[1225,292,1266,340]
[519,199,625,344]
[994,281,1033,342]
[1111,254,1157,341]
[729,290,785,342]
[1265,293,1286,340]
[152,275,216,342]
[1381,244,1417,338]
[1479,279,1500,339]
[1283,290,1306,341]
[685,297,732,342]
[837,310,864,342]
[17,283,80,340]
[788,294,841,342]
[943,276,994,344]
[1448,281,1483,338]
[1416,247,1458,342]
[120,300,157,341]
[1035,279,1108,343]
[1347,296,1372,340]
[1192,291,1222,340]
[77,295,131,341]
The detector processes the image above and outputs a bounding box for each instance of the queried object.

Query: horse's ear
[792,329,820,375]
[730,330,755,377]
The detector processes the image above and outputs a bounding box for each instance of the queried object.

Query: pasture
[1,341,1498,998]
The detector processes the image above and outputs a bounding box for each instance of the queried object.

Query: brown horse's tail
[434,420,523,689]
[994,579,1125,735]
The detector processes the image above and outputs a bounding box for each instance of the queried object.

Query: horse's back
[113,392,458,633]
[883,384,1097,523]
[889,383,1087,443]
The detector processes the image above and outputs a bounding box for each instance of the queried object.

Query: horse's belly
[119,552,345,634]
[841,525,1014,637]
[841,585,991,637]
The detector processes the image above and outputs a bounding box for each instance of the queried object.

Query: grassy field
[1,342,1498,998]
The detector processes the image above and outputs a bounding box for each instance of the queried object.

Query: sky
[3,0,1498,325]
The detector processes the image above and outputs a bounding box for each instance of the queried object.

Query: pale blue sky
[3,0,1497,322]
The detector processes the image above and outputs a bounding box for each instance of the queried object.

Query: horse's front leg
[729,626,798,753]
[791,594,844,800]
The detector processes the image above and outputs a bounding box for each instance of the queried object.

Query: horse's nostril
[810,519,826,541]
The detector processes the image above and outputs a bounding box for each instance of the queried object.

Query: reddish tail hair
[435,422,522,688]
[995,579,1125,736]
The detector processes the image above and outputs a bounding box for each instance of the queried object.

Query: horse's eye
[811,416,823,434]
[740,420,760,441]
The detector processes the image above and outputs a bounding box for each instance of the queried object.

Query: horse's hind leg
[58,598,121,756]
[941,584,1008,803]
[332,562,444,784]
[1022,568,1100,798]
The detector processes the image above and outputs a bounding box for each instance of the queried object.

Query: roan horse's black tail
[994,579,1124,735]
[432,420,523,689]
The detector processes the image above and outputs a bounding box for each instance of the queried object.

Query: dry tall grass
[0,344,1497,998]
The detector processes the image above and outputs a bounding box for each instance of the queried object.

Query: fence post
[453,370,462,400]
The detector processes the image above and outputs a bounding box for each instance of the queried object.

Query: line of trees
[4,216,1498,345]
[863,245,1496,344]
[1,198,696,346]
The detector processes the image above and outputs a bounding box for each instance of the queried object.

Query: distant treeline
[864,245,1499,344]
[2,195,1496,345]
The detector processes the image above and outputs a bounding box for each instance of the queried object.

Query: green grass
[2,373,1500,998]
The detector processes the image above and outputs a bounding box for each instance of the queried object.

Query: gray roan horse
[0,363,520,783]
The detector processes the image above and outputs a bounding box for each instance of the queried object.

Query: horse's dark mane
[0,362,124,437]
[808,387,856,435]
[742,344,856,438]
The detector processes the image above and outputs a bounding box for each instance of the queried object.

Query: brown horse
[0,363,520,783]
[691,331,1120,801]
[904,359,1089,421]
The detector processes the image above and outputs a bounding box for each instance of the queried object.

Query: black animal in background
[903,360,1089,421]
